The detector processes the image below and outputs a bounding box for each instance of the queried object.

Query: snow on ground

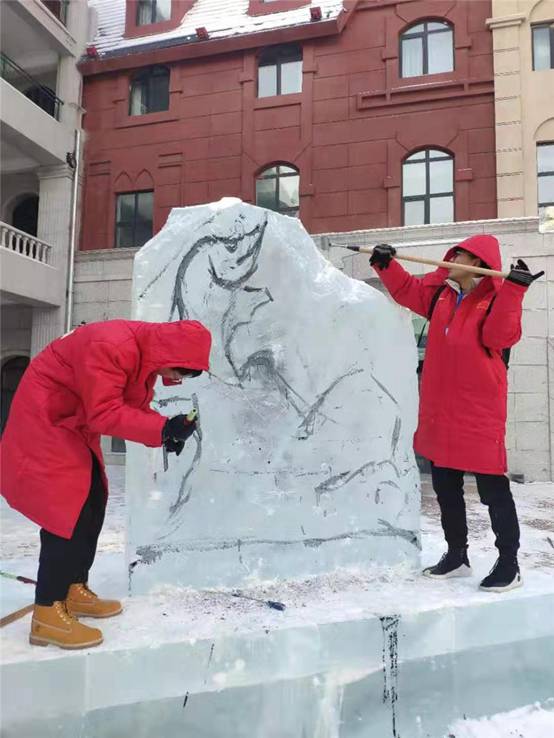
[447,701,554,738]
[1,468,553,733]
[1,468,553,653]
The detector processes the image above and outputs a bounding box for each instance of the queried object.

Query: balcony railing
[0,222,52,265]
[0,52,63,120]
[41,0,69,26]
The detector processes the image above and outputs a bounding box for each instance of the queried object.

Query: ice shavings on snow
[448,701,554,738]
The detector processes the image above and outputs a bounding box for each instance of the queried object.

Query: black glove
[369,243,397,271]
[506,259,544,287]
[164,438,185,456]
[162,414,197,443]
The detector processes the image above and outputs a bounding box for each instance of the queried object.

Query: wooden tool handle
[0,603,34,628]
[353,246,508,279]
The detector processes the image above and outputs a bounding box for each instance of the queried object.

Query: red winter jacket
[375,234,527,475]
[0,320,211,538]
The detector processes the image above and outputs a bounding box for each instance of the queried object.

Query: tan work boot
[30,601,103,650]
[66,583,123,619]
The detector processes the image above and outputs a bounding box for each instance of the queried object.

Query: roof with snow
[89,0,346,59]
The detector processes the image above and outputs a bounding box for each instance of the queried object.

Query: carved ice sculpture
[127,199,420,592]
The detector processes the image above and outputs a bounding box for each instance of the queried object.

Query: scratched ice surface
[127,198,420,592]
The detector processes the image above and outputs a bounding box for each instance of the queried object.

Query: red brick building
[80,0,496,250]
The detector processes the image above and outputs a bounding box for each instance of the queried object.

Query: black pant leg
[474,473,520,558]
[35,454,106,605]
[75,453,106,584]
[430,464,468,549]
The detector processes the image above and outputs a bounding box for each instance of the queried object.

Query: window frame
[537,141,554,210]
[114,190,154,248]
[402,149,454,225]
[532,22,554,71]
[257,44,303,98]
[255,164,300,217]
[399,19,454,78]
[136,0,171,26]
[128,65,170,116]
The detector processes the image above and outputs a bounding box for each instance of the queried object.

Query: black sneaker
[479,557,522,592]
[422,548,471,579]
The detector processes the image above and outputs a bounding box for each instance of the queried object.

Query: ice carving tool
[341,244,508,279]
[1,603,34,628]
[205,590,286,611]
[0,570,36,585]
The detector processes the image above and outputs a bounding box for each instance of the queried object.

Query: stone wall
[73,216,553,481]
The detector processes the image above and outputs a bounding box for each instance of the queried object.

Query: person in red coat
[1,319,211,649]
[370,235,543,592]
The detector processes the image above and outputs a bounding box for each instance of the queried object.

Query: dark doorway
[1,356,30,433]
[12,196,39,237]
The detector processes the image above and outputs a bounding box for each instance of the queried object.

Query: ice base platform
[2,568,554,738]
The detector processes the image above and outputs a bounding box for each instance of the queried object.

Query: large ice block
[128,199,420,592]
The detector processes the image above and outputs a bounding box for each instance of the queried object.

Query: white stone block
[509,364,548,394]
[522,309,548,338]
[514,421,550,451]
[514,393,548,422]
[510,337,547,366]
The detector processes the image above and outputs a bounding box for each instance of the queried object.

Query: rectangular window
[537,142,554,210]
[115,191,153,248]
[137,0,171,25]
[532,23,554,70]
[111,437,126,453]
[258,65,277,98]
[257,45,302,98]
[129,67,170,116]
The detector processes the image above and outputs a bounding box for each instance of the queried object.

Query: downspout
[65,127,81,332]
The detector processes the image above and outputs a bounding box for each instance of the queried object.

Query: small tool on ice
[0,604,34,628]
[0,570,36,585]
[205,589,286,612]
[0,571,37,628]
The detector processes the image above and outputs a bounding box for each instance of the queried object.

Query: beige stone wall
[487,0,554,217]
[73,218,553,481]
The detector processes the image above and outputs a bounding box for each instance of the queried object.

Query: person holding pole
[366,235,544,592]
[0,319,211,649]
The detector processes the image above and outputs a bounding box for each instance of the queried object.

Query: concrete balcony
[0,222,63,306]
[0,77,69,167]
[3,0,78,58]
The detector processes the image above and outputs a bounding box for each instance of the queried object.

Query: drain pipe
[65,127,81,333]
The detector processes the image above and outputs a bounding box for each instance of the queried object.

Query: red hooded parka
[0,320,212,538]
[376,234,527,475]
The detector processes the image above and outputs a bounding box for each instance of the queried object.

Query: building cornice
[80,3,360,76]
[486,13,527,31]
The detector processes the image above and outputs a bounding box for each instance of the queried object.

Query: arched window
[1,356,29,434]
[258,44,302,97]
[402,149,454,225]
[400,20,454,78]
[256,164,299,216]
[12,195,39,236]
[129,66,170,116]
